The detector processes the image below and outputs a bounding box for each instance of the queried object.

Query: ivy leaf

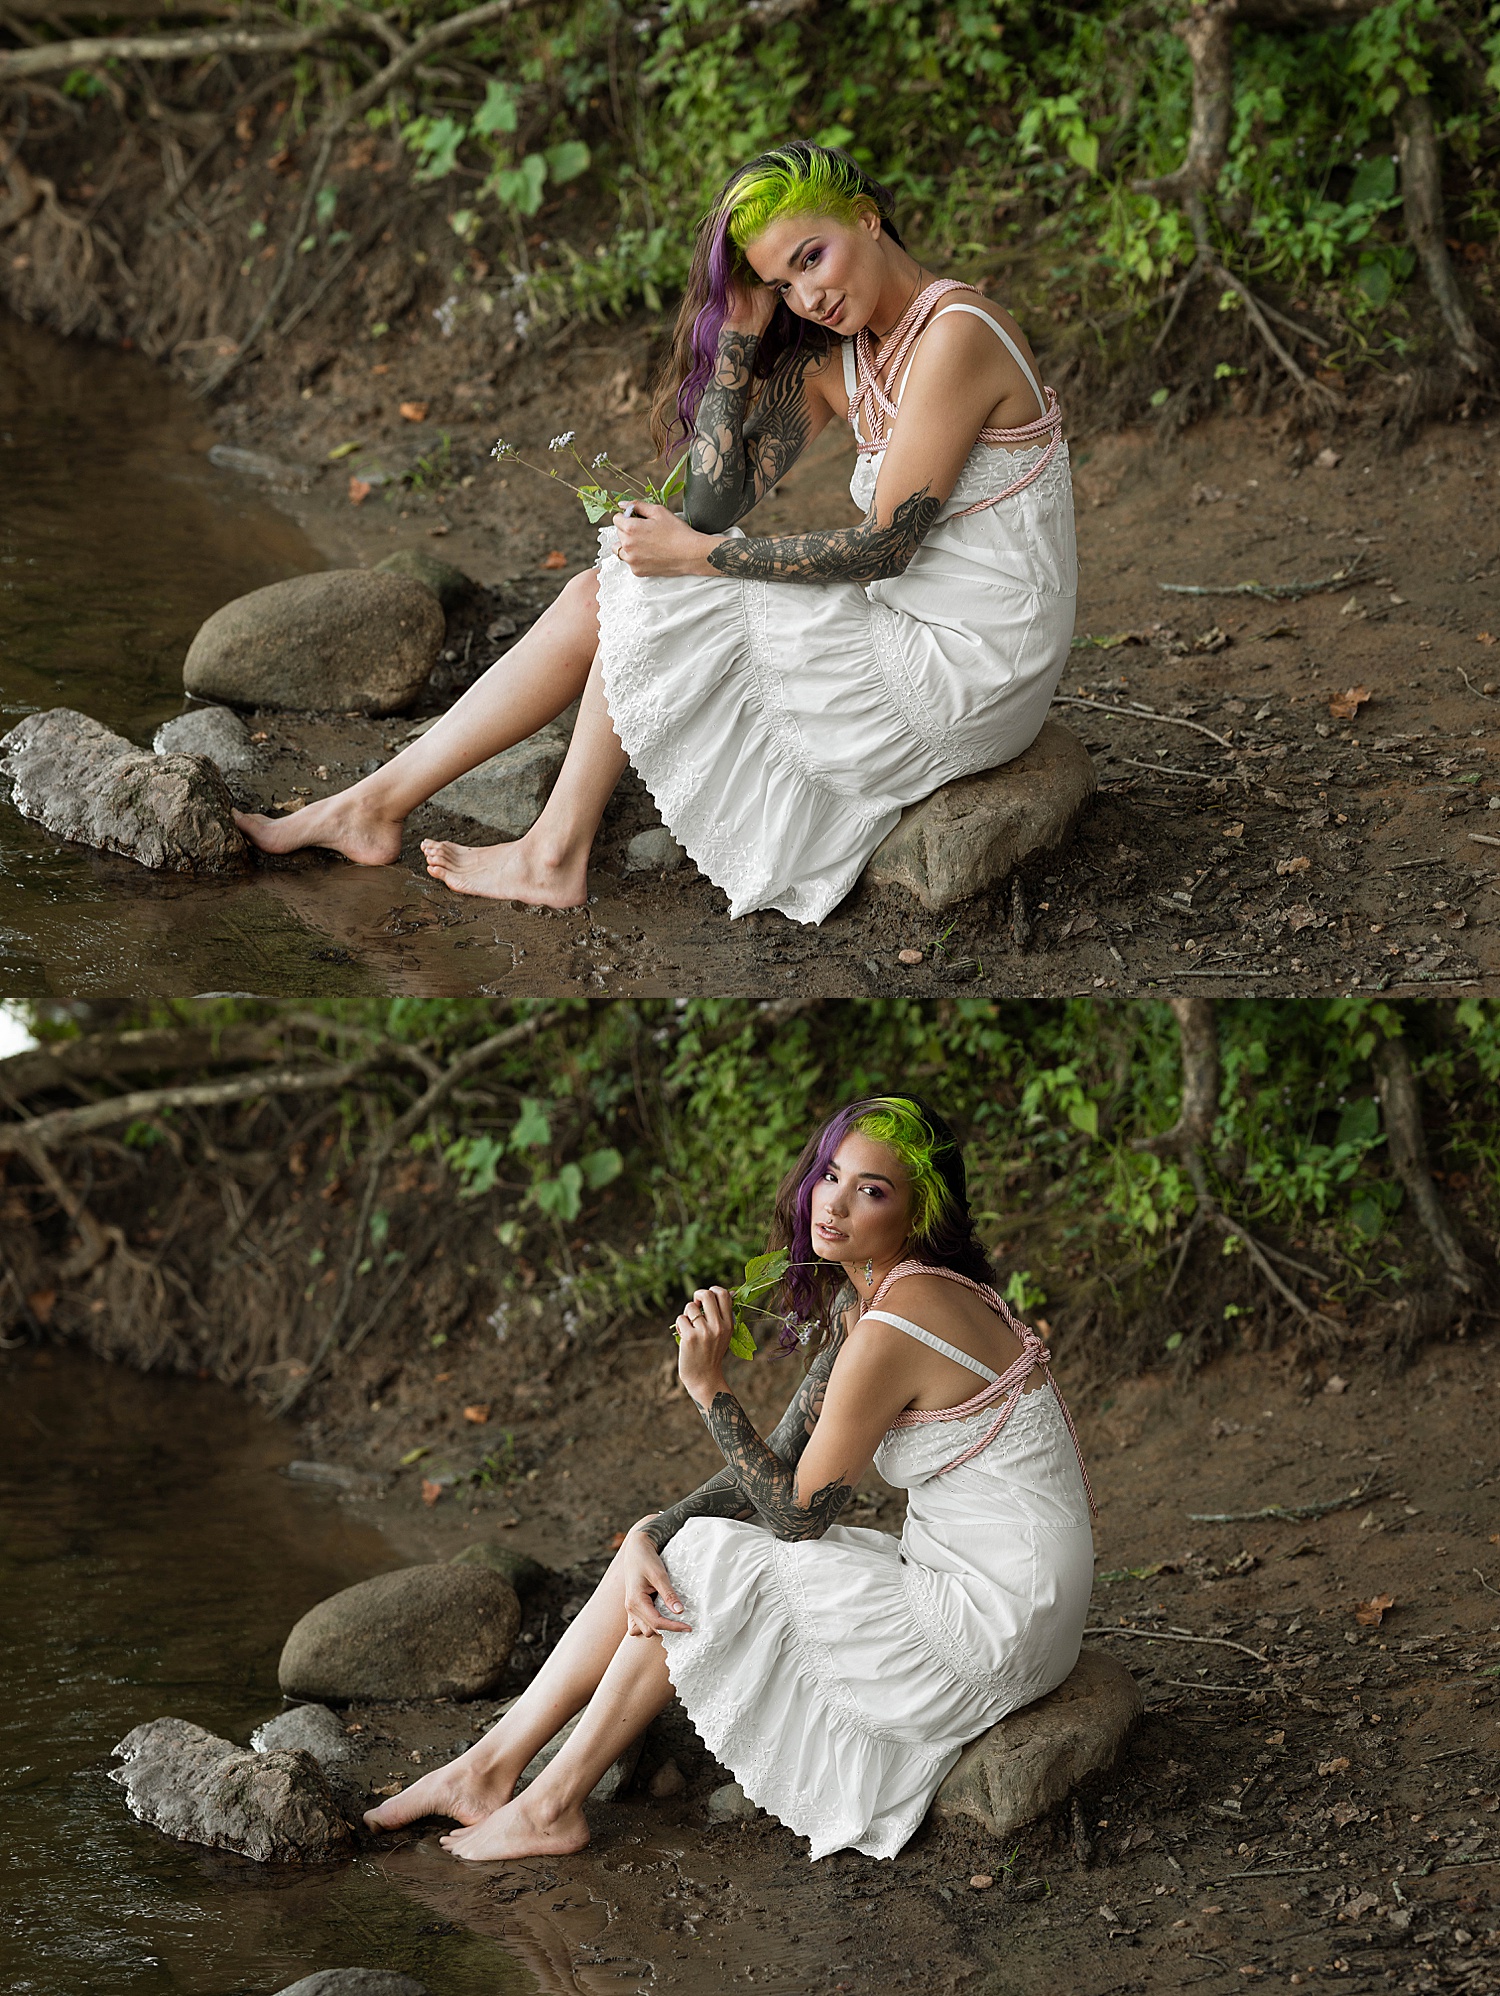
[544,139,591,184]
[509,1096,551,1151]
[580,1146,623,1190]
[492,152,548,215]
[472,78,518,137]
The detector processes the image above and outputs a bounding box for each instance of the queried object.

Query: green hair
[848,1096,954,1240]
[720,142,899,260]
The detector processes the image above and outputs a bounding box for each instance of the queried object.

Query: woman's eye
[804,250,821,269]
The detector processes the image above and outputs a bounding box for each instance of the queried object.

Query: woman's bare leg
[363,1537,643,1831]
[419,647,627,906]
[234,567,603,863]
[439,1632,674,1861]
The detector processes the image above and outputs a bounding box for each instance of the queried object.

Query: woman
[364,1096,1095,1863]
[237,143,1076,926]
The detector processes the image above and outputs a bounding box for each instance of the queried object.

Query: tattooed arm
[682,332,833,536]
[705,486,943,585]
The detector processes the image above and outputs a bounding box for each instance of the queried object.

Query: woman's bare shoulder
[875,1269,978,1320]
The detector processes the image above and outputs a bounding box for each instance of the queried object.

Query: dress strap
[859,1309,1002,1384]
[912,302,1048,419]
[840,335,857,416]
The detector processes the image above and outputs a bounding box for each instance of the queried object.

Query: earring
[864,1258,874,1290]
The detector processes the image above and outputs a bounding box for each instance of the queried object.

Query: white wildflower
[433,293,460,338]
[548,431,576,451]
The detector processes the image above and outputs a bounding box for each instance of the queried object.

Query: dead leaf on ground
[370,1780,404,1797]
[348,476,372,506]
[399,400,429,422]
[1222,822,1245,838]
[420,1478,443,1506]
[1355,1592,1395,1626]
[1328,684,1371,720]
[1194,626,1230,652]
[541,549,568,570]
[462,1403,490,1424]
[1277,855,1312,877]
[1318,1756,1351,1775]
[1476,632,1495,646]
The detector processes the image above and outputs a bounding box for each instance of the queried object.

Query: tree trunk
[1372,1033,1480,1294]
[1395,92,1486,376]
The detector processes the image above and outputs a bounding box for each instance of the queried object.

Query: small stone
[969,1874,994,1890]
[1314,447,1342,469]
[864,720,1096,912]
[278,1565,520,1703]
[251,1704,351,1763]
[431,725,569,837]
[374,547,476,612]
[207,444,313,490]
[1,709,247,873]
[152,705,256,772]
[184,571,444,716]
[929,1652,1143,1836]
[624,825,687,873]
[110,1717,354,1863]
[706,1780,759,1824]
[898,948,923,965]
[449,1542,550,1596]
[497,1697,640,1802]
[648,1758,687,1799]
[273,1975,430,1996]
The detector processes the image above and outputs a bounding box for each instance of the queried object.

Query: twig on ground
[1159,552,1368,603]
[1083,1625,1269,1664]
[1051,695,1233,750]
[1188,1473,1384,1524]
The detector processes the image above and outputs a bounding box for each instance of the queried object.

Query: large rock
[279,1564,520,1703]
[375,547,475,612]
[929,1651,1142,1836]
[449,1541,550,1596]
[0,709,247,873]
[430,724,569,837]
[110,1716,354,1863]
[864,719,1095,911]
[252,1703,352,1763]
[153,704,256,772]
[183,570,444,716]
[274,1975,429,1996]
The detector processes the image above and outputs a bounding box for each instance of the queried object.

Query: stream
[0,311,394,999]
[0,1345,535,1996]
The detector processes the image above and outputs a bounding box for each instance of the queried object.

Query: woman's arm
[683,331,834,536]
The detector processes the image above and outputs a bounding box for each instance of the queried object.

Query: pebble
[706,1780,759,1823]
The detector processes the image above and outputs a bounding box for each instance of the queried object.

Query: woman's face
[808,1131,913,1270]
[741,207,886,335]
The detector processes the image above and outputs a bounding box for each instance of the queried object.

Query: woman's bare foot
[421,836,587,906]
[362,1751,517,1833]
[235,789,405,865]
[438,1788,590,1862]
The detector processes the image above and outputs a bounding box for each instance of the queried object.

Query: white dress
[595,306,1079,925]
[658,1299,1095,1862]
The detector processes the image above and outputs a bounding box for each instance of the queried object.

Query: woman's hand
[721,273,778,340]
[611,501,722,579]
[621,1525,691,1637]
[675,1284,735,1407]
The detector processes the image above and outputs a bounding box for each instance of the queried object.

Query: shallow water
[0,312,394,998]
[0,1347,533,1996]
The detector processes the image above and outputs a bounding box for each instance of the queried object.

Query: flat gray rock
[929,1650,1143,1836]
[449,1541,550,1596]
[110,1716,354,1863]
[864,719,1095,911]
[706,1780,759,1823]
[430,724,568,837]
[375,547,475,611]
[252,1704,351,1763]
[207,443,313,490]
[183,570,443,716]
[153,705,255,772]
[0,708,247,873]
[279,1564,520,1703]
[274,1974,430,1996]
[624,825,686,873]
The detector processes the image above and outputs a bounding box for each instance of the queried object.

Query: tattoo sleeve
[639,1300,849,1552]
[705,485,943,586]
[683,331,821,536]
[698,1387,855,1541]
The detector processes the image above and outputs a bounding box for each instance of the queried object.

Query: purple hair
[670,219,814,451]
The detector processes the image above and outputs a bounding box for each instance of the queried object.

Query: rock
[430,724,568,836]
[278,1564,520,1703]
[497,1697,640,1803]
[274,1974,430,1996]
[647,1757,686,1799]
[706,1780,759,1823]
[449,1542,550,1596]
[283,1460,388,1495]
[207,443,313,490]
[624,825,687,873]
[863,719,1096,912]
[251,1704,352,1763]
[0,709,247,873]
[183,571,444,716]
[152,705,256,772]
[110,1716,354,1863]
[375,547,476,612]
[929,1651,1143,1837]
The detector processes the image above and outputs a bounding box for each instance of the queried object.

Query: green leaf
[544,140,591,185]
[327,440,361,461]
[492,152,548,216]
[315,183,338,228]
[579,485,614,522]
[510,1096,551,1150]
[399,1446,429,1466]
[1355,256,1392,306]
[1347,156,1396,208]
[472,78,518,137]
[1164,1331,1184,1351]
[1335,1095,1380,1147]
[580,1146,623,1190]
[368,1207,390,1248]
[729,1319,758,1363]
[658,450,690,504]
[735,1248,790,1301]
[1064,130,1099,175]
[410,115,467,184]
[532,1161,583,1223]
[1149,387,1170,408]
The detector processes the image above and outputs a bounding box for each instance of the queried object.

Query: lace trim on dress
[899,1558,1014,1698]
[866,598,959,770]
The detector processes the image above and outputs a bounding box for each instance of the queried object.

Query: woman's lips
[814,1223,847,1243]
[822,302,844,328]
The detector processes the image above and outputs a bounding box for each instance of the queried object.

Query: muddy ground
[163,1310,1500,1996]
[183,325,1500,1001]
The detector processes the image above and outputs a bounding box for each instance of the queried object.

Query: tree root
[1372,1031,1482,1296]
[1395,92,1489,378]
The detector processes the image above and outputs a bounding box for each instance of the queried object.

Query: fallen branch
[1188,1472,1385,1523]
[1159,551,1368,602]
[1083,1624,1269,1664]
[0,1022,293,1098]
[0,22,342,82]
[1051,695,1233,750]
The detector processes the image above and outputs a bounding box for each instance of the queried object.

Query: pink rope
[862,1260,1097,1514]
[849,280,1064,518]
